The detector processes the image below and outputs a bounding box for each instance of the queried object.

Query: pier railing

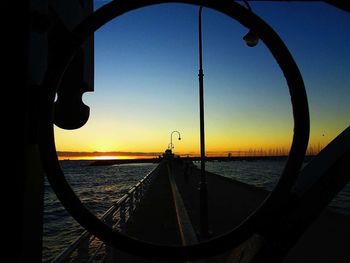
[51,165,159,263]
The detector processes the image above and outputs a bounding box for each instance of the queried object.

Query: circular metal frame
[39,0,309,260]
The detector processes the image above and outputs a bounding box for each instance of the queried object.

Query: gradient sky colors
[54,1,350,158]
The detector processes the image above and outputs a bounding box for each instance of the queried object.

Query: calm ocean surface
[43,160,349,262]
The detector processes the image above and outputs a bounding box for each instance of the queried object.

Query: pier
[55,156,350,262]
[111,159,269,262]
[112,159,350,263]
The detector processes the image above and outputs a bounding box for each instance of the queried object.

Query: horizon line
[56,150,283,157]
[56,147,322,159]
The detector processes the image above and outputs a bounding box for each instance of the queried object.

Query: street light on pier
[168,143,174,150]
[242,0,259,47]
[198,5,209,238]
[197,2,259,238]
[169,131,181,151]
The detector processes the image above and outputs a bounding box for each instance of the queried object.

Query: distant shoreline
[86,155,315,166]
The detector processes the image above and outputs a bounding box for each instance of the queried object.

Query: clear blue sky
[55,1,349,156]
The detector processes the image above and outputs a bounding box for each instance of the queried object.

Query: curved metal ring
[38,0,309,260]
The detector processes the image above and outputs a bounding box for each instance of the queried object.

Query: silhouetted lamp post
[197,2,259,238]
[169,131,181,151]
[198,5,209,238]
[242,0,259,47]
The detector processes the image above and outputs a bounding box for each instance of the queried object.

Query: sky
[55,1,350,159]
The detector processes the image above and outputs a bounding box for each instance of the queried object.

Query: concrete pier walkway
[110,159,350,262]
[110,159,269,262]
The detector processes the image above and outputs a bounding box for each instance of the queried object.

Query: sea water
[43,160,349,262]
[203,160,350,216]
[43,161,157,262]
